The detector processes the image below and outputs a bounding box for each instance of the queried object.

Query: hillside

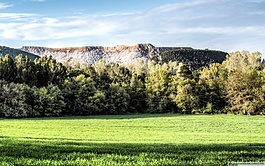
[20,44,228,69]
[0,46,39,61]
[152,49,228,70]
[20,44,193,65]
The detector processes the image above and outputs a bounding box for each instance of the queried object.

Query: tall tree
[14,55,37,86]
[34,84,65,117]
[0,80,30,118]
[197,63,227,113]
[0,55,15,82]
[145,67,172,113]
[128,74,147,113]
[62,74,98,115]
[105,83,130,114]
[170,63,198,114]
[223,51,263,115]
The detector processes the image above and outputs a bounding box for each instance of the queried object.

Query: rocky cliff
[21,44,193,65]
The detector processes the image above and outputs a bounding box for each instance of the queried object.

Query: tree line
[0,51,264,118]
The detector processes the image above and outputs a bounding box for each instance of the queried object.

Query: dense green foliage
[1,114,265,165]
[152,49,227,70]
[0,51,264,117]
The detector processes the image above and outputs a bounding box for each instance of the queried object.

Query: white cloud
[133,0,265,54]
[43,17,59,24]
[0,3,13,9]
[150,0,212,14]
[0,13,38,21]
[0,15,119,41]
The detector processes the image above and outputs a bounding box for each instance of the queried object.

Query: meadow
[0,114,265,165]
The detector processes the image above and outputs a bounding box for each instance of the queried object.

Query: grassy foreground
[0,114,265,165]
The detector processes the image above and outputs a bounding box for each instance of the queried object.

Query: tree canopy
[0,51,264,118]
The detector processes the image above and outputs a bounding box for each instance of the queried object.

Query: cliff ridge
[21,43,193,65]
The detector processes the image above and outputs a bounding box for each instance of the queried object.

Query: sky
[0,0,265,56]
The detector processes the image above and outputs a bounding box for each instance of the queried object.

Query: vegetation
[0,46,39,61]
[0,51,264,117]
[0,114,265,165]
[151,49,227,70]
[1,51,265,165]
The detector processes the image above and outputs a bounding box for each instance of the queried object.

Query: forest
[0,50,264,118]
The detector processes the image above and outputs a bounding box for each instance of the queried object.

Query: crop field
[0,114,265,165]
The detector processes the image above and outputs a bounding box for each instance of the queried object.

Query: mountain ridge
[1,43,227,70]
[0,46,40,61]
[20,43,194,65]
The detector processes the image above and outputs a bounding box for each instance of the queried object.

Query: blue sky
[0,0,265,56]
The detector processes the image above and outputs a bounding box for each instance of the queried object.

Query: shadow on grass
[19,113,196,121]
[1,137,265,165]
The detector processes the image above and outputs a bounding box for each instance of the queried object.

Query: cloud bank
[0,0,265,56]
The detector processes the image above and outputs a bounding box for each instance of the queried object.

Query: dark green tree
[128,74,147,113]
[14,55,37,86]
[34,55,67,87]
[0,55,15,82]
[34,84,65,117]
[62,74,98,115]
[145,68,172,113]
[170,63,198,114]
[105,83,130,114]
[197,63,227,113]
[0,80,31,118]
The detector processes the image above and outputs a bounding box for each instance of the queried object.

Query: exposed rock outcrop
[21,43,193,65]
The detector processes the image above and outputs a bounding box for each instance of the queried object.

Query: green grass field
[0,114,265,165]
